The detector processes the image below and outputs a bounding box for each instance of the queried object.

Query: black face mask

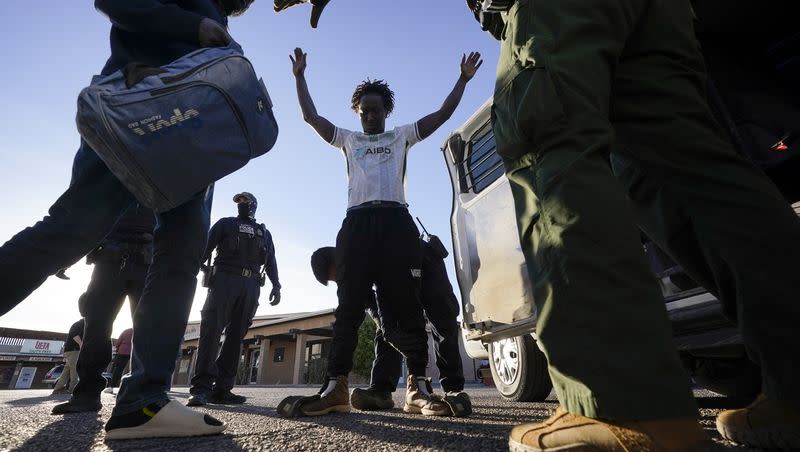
[218,0,255,16]
[237,202,256,219]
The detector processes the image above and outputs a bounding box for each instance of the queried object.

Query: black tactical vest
[216,218,267,270]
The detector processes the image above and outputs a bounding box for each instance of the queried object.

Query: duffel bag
[76,42,278,212]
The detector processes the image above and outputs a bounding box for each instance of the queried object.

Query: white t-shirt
[328,123,422,209]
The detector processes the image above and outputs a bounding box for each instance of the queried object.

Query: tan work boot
[403,375,450,416]
[509,407,716,452]
[716,394,800,450]
[300,376,351,416]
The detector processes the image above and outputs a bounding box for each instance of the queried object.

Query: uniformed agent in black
[188,192,280,406]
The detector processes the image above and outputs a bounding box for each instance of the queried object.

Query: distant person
[188,192,280,407]
[51,205,154,414]
[106,327,134,394]
[52,318,84,395]
[281,47,481,417]
[0,0,263,440]
[462,0,800,450]
[311,242,472,417]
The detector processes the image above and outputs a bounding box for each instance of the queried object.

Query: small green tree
[352,317,377,378]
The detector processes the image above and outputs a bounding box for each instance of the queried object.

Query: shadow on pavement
[15,413,103,452]
[103,433,246,452]
[4,395,69,407]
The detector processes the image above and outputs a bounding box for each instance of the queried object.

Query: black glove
[274,0,331,28]
[198,18,232,47]
[269,286,281,306]
[200,263,210,273]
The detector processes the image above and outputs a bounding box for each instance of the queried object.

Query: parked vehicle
[442,96,799,402]
[43,364,64,388]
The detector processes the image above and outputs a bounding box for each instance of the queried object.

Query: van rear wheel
[488,335,552,402]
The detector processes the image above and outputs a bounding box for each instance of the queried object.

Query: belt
[216,266,260,279]
[347,200,407,212]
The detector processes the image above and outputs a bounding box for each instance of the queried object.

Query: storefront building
[174,309,481,388]
[0,328,67,389]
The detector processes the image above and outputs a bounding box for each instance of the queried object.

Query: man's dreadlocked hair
[351,79,395,116]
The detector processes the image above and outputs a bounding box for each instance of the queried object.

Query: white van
[442,98,800,402]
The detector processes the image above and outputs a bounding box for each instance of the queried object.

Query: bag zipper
[159,54,246,85]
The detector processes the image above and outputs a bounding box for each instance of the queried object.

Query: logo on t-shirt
[354,146,393,159]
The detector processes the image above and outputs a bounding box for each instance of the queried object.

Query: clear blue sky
[0,1,500,336]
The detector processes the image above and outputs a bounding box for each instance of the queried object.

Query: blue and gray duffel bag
[77,43,278,212]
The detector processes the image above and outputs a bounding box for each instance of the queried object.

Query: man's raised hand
[460,52,484,81]
[290,47,308,77]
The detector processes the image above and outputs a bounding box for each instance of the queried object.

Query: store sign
[0,356,15,361]
[20,339,64,356]
[28,356,53,362]
[15,367,37,389]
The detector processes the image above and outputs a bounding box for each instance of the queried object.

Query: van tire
[693,357,761,401]
[488,335,552,402]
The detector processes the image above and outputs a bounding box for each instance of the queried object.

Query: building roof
[249,309,335,329]
[182,309,335,342]
[185,313,293,326]
[0,327,68,341]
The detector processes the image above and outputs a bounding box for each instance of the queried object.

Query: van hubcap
[492,338,519,386]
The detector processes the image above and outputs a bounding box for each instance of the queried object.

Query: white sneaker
[103,388,114,394]
[104,400,226,440]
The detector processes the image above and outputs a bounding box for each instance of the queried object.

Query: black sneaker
[209,390,246,405]
[52,397,102,415]
[187,393,209,407]
[351,387,394,411]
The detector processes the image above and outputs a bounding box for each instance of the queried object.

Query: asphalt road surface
[0,386,759,451]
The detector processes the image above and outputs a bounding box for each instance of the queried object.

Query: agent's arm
[264,232,281,305]
[291,48,337,144]
[416,52,483,140]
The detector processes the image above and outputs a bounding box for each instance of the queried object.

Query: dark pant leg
[108,262,147,389]
[110,354,130,388]
[608,0,800,403]
[494,0,697,419]
[73,261,130,400]
[327,214,371,377]
[191,272,237,395]
[214,277,260,392]
[125,261,148,315]
[369,323,403,392]
[114,187,213,416]
[421,251,464,393]
[374,209,428,376]
[0,141,134,315]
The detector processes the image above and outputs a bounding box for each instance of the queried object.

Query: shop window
[273,347,285,363]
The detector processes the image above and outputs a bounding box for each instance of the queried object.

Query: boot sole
[403,404,450,416]
[52,405,102,415]
[301,404,351,416]
[509,438,601,452]
[351,401,394,411]
[717,419,800,450]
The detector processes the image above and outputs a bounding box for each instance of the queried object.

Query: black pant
[329,207,428,376]
[73,258,147,401]
[109,353,131,388]
[368,246,465,392]
[190,271,260,395]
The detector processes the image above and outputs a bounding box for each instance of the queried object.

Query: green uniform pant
[492,0,800,420]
